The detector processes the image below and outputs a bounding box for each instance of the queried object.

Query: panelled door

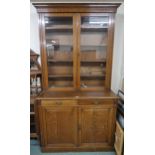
[79,105,115,148]
[38,103,78,147]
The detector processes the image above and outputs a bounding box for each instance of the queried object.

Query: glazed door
[41,13,114,91]
[77,14,114,90]
[41,14,77,90]
[39,103,78,147]
[79,105,115,147]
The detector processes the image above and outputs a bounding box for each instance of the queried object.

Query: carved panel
[43,106,77,146]
[79,106,111,145]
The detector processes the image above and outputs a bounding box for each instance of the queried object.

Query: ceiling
[30,0,124,3]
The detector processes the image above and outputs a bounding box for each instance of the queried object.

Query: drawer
[41,100,77,106]
[78,99,114,106]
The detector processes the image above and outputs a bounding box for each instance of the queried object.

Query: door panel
[40,104,77,147]
[79,15,109,89]
[42,14,77,90]
[79,105,114,147]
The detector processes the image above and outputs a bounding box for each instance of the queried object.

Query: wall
[30,3,40,57]
[111,3,124,94]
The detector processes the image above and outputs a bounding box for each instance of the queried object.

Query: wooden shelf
[46,25,73,30]
[81,45,107,47]
[30,122,36,125]
[46,25,107,30]
[30,86,42,88]
[30,94,38,98]
[30,100,35,105]
[30,112,35,115]
[30,70,41,76]
[81,25,108,29]
[81,59,106,63]
[46,42,73,47]
[30,50,42,140]
[30,133,38,138]
[30,94,38,99]
[48,75,73,78]
[48,59,73,63]
[81,74,105,78]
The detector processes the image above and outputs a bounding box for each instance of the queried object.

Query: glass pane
[45,17,73,88]
[80,16,109,88]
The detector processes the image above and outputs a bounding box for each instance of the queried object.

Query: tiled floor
[30,140,116,155]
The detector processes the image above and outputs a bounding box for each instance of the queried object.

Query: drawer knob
[56,102,62,105]
[94,101,99,105]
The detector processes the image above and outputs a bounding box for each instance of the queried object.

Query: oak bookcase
[33,3,120,152]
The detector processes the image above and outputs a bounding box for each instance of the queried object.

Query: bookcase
[33,3,120,152]
[30,49,42,138]
[36,4,117,91]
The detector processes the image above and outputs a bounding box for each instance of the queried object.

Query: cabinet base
[41,146,114,152]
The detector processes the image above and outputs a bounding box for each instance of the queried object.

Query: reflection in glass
[80,16,109,88]
[45,17,73,88]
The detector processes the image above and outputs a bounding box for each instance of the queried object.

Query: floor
[30,140,116,155]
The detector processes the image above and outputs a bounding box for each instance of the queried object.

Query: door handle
[56,101,62,105]
[94,101,99,105]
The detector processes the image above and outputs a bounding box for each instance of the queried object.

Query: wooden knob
[56,102,62,105]
[94,101,99,105]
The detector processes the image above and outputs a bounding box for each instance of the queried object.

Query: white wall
[30,3,40,57]
[111,3,124,94]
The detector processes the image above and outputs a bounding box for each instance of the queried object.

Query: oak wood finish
[35,90,118,152]
[105,14,115,89]
[39,103,78,147]
[114,121,124,155]
[79,105,114,147]
[41,13,75,90]
[34,3,120,91]
[33,3,120,152]
[76,14,81,89]
[33,3,119,13]
[37,90,118,100]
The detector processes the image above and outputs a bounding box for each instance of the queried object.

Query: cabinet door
[39,104,78,147]
[79,105,116,147]
[78,14,114,90]
[41,14,77,90]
